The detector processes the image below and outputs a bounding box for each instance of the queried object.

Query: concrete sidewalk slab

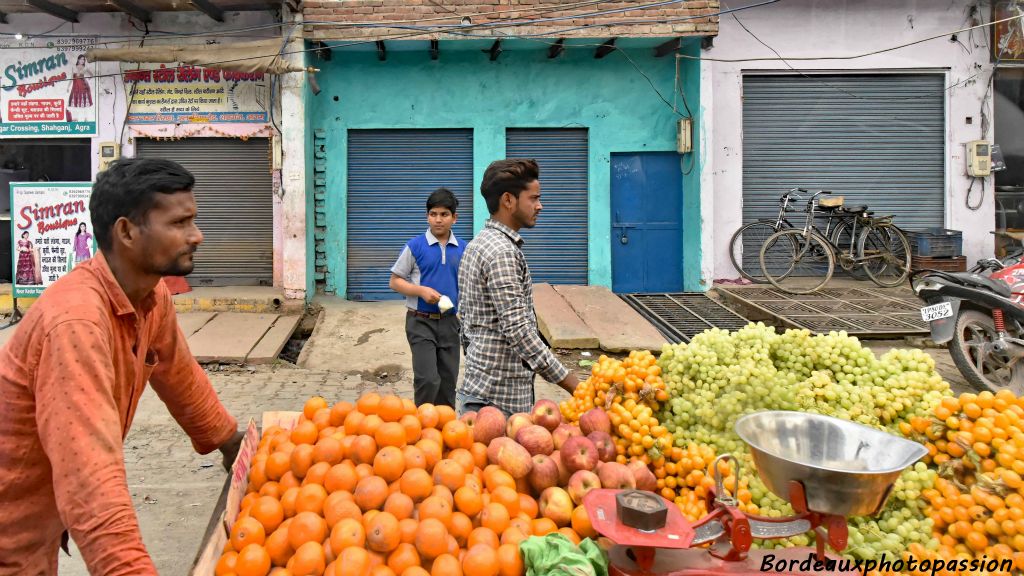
[247,315,302,364]
[554,285,667,353]
[299,298,413,382]
[187,313,278,364]
[534,283,599,349]
[177,312,216,338]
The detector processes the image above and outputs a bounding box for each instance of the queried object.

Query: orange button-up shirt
[0,252,238,575]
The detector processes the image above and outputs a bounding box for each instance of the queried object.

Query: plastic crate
[911,255,967,272]
[906,228,963,257]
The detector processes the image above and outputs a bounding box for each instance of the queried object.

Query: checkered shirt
[457,219,570,415]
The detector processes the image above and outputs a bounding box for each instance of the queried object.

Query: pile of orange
[903,390,1024,572]
[560,351,668,425]
[214,393,599,576]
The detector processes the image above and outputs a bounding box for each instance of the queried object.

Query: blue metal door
[347,129,474,301]
[611,152,683,293]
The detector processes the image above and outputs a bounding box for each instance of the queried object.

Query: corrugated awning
[86,39,306,74]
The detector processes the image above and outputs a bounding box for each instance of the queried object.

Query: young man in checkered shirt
[456,159,579,417]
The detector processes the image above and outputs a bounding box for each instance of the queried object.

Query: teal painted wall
[310,41,700,296]
[680,40,704,292]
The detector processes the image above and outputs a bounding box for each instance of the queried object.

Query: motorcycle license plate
[920,302,953,322]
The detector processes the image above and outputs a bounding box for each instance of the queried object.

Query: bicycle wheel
[857,222,911,287]
[759,229,834,294]
[829,218,868,279]
[729,221,781,283]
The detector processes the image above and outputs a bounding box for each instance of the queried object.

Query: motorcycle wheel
[948,309,1024,395]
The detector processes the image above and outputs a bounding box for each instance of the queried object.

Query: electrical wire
[5,0,733,89]
[17,0,1012,111]
[713,3,1004,102]
[3,0,620,43]
[117,21,148,149]
[675,10,1024,63]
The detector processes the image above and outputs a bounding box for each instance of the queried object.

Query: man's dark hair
[480,159,539,215]
[90,158,195,251]
[427,187,458,214]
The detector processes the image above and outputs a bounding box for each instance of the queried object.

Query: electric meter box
[966,140,992,177]
[98,142,121,172]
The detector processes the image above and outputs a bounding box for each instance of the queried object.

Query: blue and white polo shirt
[390,230,464,314]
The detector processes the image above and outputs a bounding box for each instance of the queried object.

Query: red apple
[506,413,533,440]
[552,423,583,451]
[531,399,562,431]
[561,436,599,474]
[627,460,657,492]
[460,410,477,430]
[516,425,554,456]
[539,486,574,527]
[597,462,636,490]
[528,454,560,494]
[473,407,507,445]
[496,440,533,479]
[487,436,514,465]
[567,470,602,505]
[587,431,616,463]
[550,450,570,486]
[579,408,611,436]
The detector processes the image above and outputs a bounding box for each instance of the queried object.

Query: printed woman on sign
[15,230,41,285]
[66,54,93,123]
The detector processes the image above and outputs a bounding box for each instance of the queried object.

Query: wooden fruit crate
[910,255,967,272]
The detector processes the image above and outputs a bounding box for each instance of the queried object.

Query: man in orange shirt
[0,158,243,575]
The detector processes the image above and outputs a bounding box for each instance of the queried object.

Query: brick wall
[303,1,719,40]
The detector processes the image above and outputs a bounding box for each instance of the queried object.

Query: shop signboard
[0,37,98,137]
[995,1,1024,62]
[10,182,93,298]
[123,62,270,124]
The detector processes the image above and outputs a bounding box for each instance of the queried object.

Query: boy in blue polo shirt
[389,188,465,408]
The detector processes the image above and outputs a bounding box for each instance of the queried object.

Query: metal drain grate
[716,285,928,337]
[620,293,750,343]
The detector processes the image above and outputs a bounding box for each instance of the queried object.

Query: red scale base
[608,545,851,576]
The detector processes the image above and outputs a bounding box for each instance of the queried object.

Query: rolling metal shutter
[742,74,945,231]
[347,129,474,301]
[135,137,273,286]
[506,129,589,285]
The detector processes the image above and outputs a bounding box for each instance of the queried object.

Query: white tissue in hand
[438,295,454,313]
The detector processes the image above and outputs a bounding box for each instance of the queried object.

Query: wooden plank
[554,285,667,353]
[533,283,599,349]
[187,313,278,364]
[246,315,302,364]
[177,312,216,338]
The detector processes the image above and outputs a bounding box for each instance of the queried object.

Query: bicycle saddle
[818,196,845,208]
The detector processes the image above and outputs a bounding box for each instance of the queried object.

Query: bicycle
[757,190,911,294]
[728,188,866,283]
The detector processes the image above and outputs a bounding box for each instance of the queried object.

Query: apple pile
[464,399,658,533]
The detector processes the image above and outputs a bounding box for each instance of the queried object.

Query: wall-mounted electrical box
[98,142,121,172]
[677,118,692,154]
[966,140,991,177]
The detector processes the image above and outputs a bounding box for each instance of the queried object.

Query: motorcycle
[911,250,1024,394]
